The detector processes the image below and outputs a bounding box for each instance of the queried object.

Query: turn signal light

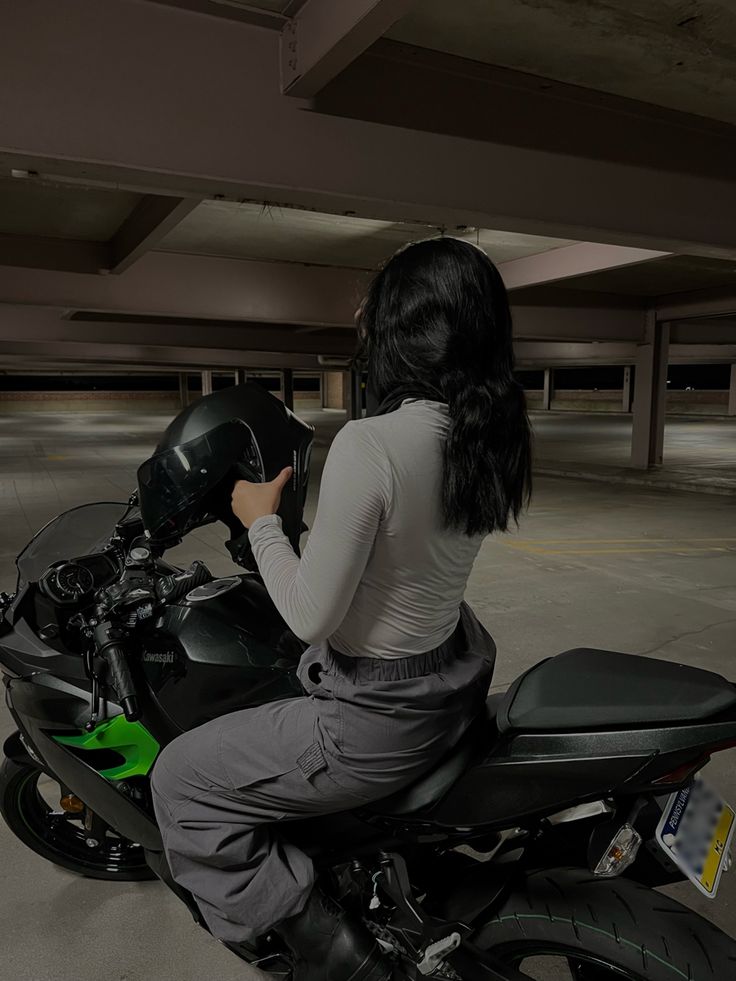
[59,794,84,813]
[594,824,642,878]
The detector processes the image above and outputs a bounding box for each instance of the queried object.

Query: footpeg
[417,933,461,975]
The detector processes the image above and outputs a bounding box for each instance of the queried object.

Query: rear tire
[0,758,154,881]
[473,867,736,980]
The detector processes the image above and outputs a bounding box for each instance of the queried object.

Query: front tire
[0,758,154,881]
[473,867,736,980]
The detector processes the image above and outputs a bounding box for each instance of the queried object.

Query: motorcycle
[2,385,736,981]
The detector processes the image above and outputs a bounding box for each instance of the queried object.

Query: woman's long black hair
[359,236,532,536]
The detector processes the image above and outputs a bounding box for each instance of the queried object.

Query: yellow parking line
[509,545,733,556]
[505,538,736,546]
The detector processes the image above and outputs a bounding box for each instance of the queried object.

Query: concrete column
[344,368,363,420]
[729,364,736,416]
[201,370,213,397]
[542,368,554,411]
[631,316,670,469]
[281,368,294,411]
[352,368,364,419]
[622,365,634,412]
[323,371,346,410]
[178,372,189,409]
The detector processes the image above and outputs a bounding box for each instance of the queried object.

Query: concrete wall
[0,387,728,415]
[526,389,731,415]
[0,389,322,412]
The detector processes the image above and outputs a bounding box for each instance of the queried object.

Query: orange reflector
[60,794,84,813]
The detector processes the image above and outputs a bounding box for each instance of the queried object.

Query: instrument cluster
[38,553,119,606]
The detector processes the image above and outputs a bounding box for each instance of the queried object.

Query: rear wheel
[472,867,736,980]
[0,758,154,881]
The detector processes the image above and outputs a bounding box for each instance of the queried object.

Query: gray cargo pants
[151,603,494,943]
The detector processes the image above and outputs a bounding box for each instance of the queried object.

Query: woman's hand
[231,467,292,529]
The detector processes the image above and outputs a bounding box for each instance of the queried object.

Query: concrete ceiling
[157,200,575,269]
[0,178,142,241]
[388,0,736,125]
[146,0,306,25]
[233,0,288,10]
[2,176,735,301]
[547,255,736,297]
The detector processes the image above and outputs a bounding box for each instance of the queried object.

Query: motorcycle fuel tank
[141,573,305,733]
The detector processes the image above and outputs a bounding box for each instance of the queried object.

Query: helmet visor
[137,420,263,543]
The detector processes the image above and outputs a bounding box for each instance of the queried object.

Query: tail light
[706,737,736,755]
[653,755,710,786]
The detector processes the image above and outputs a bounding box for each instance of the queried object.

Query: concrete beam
[656,288,736,322]
[0,233,109,274]
[2,333,734,375]
[511,296,645,342]
[669,319,736,344]
[0,339,323,372]
[147,0,290,30]
[513,342,637,368]
[0,252,367,326]
[0,197,199,275]
[499,243,668,292]
[0,305,357,357]
[281,0,415,97]
[2,0,736,257]
[0,252,650,343]
[668,344,736,364]
[514,341,736,368]
[314,39,736,188]
[109,195,201,273]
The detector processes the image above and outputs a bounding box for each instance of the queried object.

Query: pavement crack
[638,616,736,656]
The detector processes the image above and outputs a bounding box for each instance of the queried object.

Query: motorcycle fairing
[53,716,160,781]
[5,675,163,851]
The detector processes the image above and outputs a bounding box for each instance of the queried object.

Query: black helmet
[137,382,313,552]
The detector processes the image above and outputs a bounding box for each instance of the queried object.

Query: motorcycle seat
[497,648,736,734]
[365,695,500,817]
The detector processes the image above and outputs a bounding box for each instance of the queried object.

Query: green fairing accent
[53,716,160,780]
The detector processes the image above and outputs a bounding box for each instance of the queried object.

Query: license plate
[655,776,735,899]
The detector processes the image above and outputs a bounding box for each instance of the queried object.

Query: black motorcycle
[2,383,736,981]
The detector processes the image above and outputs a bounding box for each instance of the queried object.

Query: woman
[151,237,533,981]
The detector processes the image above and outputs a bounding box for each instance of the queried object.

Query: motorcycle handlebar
[93,621,141,723]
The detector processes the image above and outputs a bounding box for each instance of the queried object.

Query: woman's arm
[246,422,391,643]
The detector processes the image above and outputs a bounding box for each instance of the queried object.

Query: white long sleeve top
[248,399,485,659]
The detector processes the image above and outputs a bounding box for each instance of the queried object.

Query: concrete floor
[533,411,736,472]
[1,407,735,980]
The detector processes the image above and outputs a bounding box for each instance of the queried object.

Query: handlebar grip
[101,643,141,722]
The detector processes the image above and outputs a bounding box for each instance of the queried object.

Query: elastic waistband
[326,629,458,683]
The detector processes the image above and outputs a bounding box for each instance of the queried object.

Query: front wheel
[0,758,154,881]
[473,867,736,980]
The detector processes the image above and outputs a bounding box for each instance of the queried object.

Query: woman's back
[248,397,485,659]
[331,399,485,659]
